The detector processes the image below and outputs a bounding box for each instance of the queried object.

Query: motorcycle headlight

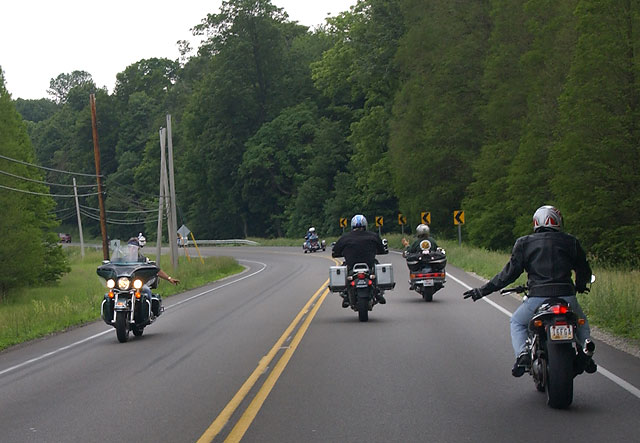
[117,277,131,290]
[107,279,115,289]
[133,279,143,289]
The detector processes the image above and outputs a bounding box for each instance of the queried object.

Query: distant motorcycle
[501,281,595,409]
[303,234,326,253]
[404,246,447,302]
[97,244,163,343]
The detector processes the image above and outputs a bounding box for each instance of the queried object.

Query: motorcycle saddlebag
[375,263,395,290]
[329,266,348,292]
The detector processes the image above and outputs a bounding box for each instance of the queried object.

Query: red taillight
[412,272,445,279]
[368,280,373,286]
[551,305,569,315]
[357,273,366,279]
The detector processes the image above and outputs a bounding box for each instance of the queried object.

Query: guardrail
[183,239,260,246]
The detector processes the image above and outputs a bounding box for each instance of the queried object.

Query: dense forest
[2,0,640,291]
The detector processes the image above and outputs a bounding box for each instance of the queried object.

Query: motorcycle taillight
[551,305,569,315]
[357,273,366,279]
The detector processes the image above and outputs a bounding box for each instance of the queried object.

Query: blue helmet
[351,214,367,230]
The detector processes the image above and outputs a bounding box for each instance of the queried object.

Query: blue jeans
[510,295,591,357]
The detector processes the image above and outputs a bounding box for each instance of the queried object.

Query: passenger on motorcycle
[332,214,388,307]
[305,227,316,241]
[401,223,439,253]
[127,234,180,313]
[463,206,596,377]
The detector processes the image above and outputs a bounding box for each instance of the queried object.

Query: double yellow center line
[197,280,330,442]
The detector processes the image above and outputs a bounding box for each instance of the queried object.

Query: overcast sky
[0,0,357,100]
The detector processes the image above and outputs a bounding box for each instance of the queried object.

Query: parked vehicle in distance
[58,233,71,243]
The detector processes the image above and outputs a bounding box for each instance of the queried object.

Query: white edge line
[0,259,268,378]
[446,267,640,400]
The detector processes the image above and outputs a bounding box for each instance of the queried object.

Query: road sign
[375,216,384,227]
[454,210,465,225]
[421,211,431,225]
[339,218,348,228]
[398,213,407,225]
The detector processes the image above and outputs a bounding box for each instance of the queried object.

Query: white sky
[0,0,357,100]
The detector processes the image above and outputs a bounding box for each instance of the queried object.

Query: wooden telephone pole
[90,94,109,260]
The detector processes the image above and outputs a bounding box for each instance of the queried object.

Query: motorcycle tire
[545,343,574,409]
[132,325,144,337]
[357,296,369,322]
[421,286,434,302]
[115,311,130,343]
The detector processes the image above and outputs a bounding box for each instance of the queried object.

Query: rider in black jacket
[332,214,388,307]
[464,206,596,377]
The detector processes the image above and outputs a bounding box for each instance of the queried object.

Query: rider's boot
[341,292,349,308]
[375,288,386,304]
[512,350,531,377]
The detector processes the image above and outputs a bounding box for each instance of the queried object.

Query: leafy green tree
[0,69,69,297]
[390,0,490,236]
[47,70,94,104]
[552,0,640,264]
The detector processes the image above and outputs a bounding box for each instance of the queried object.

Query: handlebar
[500,285,527,295]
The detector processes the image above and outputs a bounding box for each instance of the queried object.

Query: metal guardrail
[183,239,260,246]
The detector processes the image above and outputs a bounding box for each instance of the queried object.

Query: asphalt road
[0,246,638,443]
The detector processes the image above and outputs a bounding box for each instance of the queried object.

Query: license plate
[417,279,434,286]
[356,280,368,288]
[550,325,573,340]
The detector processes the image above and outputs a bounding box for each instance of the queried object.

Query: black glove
[463,288,484,302]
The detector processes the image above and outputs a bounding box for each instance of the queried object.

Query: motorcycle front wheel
[115,311,130,343]
[132,325,144,337]
[545,343,574,408]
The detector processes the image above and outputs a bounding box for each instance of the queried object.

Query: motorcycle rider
[304,227,317,249]
[401,223,439,253]
[332,214,388,307]
[127,233,180,316]
[463,205,596,377]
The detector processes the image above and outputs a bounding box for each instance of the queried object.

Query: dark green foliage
[0,69,69,296]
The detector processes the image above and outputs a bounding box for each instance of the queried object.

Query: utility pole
[90,94,108,260]
[72,177,85,258]
[155,128,167,266]
[166,115,178,269]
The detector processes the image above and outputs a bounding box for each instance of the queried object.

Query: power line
[0,169,98,188]
[79,208,160,225]
[0,183,103,198]
[79,204,158,214]
[0,153,102,178]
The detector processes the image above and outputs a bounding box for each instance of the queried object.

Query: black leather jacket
[332,229,387,270]
[480,229,592,297]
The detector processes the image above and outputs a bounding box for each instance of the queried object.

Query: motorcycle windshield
[97,242,159,282]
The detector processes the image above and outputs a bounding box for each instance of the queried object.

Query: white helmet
[351,214,367,230]
[532,205,563,232]
[137,233,146,247]
[309,227,315,233]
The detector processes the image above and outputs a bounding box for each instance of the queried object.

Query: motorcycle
[97,243,164,343]
[501,281,594,409]
[403,245,447,302]
[303,233,326,253]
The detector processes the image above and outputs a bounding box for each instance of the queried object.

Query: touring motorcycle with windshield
[403,241,446,302]
[97,244,163,343]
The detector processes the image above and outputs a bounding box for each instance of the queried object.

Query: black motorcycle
[501,283,594,409]
[329,262,395,322]
[97,245,163,343]
[404,247,446,302]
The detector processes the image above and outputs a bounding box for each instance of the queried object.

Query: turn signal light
[578,318,586,326]
[533,320,543,327]
[108,290,114,299]
[135,291,141,299]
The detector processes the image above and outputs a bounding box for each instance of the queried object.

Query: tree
[47,70,94,104]
[0,68,69,297]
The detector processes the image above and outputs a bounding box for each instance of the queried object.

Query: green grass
[0,248,243,351]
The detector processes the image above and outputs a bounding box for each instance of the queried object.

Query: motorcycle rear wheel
[421,287,434,302]
[115,312,130,343]
[545,343,574,408]
[357,296,369,322]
